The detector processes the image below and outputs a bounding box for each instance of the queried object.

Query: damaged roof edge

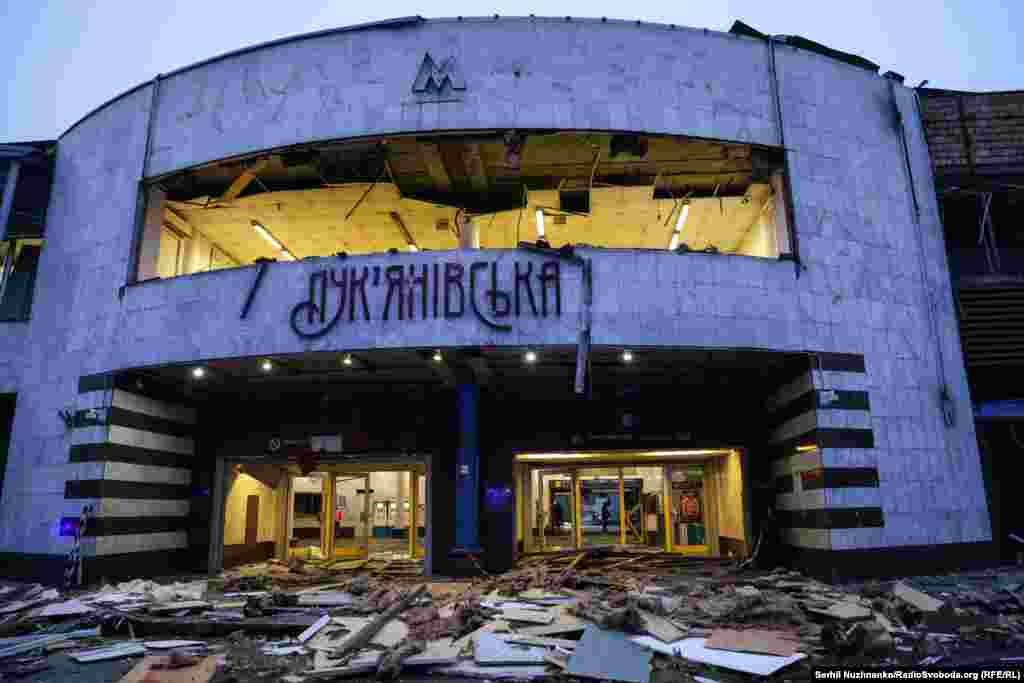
[0,141,57,159]
[919,86,1024,97]
[59,16,426,141]
[729,20,881,74]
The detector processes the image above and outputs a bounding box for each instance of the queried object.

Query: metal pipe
[122,74,163,292]
[767,38,802,277]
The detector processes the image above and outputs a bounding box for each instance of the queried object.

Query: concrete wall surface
[0,17,991,566]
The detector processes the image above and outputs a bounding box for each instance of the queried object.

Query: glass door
[333,474,369,558]
[577,468,623,549]
[666,464,708,554]
[537,469,575,551]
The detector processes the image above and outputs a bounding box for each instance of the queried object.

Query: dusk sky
[2,0,1021,142]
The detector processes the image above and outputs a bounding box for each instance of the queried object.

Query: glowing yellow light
[514,448,735,462]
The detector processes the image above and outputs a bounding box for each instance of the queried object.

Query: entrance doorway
[328,468,426,560]
[218,458,428,571]
[516,449,746,557]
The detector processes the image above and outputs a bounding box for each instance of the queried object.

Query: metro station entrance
[516,449,747,557]
[218,456,428,571]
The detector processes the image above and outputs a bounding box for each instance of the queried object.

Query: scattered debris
[297,614,330,643]
[69,642,148,662]
[4,549,1024,680]
[631,635,807,676]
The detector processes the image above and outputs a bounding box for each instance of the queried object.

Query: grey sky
[2,0,1021,142]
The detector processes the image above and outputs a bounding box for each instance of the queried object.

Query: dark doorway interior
[0,395,15,503]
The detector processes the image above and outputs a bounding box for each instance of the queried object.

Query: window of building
[134,132,794,282]
[0,239,42,321]
[0,144,53,321]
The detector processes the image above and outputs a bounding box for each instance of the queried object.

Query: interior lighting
[252,220,282,250]
[621,349,634,363]
[260,359,273,372]
[524,350,537,363]
[668,203,690,250]
[342,354,354,366]
[252,220,296,260]
[535,209,545,239]
[796,444,819,453]
[514,448,734,462]
[191,367,206,379]
[432,350,443,363]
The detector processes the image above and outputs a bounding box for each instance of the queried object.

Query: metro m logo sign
[412,53,466,96]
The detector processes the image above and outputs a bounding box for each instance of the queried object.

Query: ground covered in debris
[3,549,1024,681]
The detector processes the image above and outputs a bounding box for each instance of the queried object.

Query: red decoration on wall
[679,493,701,521]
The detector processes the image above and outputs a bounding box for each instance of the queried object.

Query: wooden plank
[501,608,555,624]
[639,610,686,643]
[892,583,943,613]
[517,623,586,638]
[147,601,211,614]
[805,603,872,621]
[217,159,271,203]
[503,634,578,650]
[705,629,799,657]
[119,655,218,683]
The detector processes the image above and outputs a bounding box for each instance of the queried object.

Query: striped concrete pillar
[66,373,197,582]
[765,353,879,576]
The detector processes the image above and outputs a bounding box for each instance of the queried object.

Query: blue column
[453,382,482,553]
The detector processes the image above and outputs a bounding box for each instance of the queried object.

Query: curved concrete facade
[0,17,992,578]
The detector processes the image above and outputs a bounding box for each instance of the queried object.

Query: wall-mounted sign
[291,259,563,338]
[412,53,466,96]
[268,437,308,451]
[571,432,694,445]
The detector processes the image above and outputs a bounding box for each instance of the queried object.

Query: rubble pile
[3,551,1024,681]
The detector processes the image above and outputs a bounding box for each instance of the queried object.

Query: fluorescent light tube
[674,203,690,233]
[252,221,283,251]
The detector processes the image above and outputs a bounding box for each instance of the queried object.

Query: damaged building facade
[0,16,993,584]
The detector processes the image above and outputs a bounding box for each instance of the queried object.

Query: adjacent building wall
[918,89,1024,179]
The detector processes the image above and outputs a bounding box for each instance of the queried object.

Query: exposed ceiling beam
[388,211,417,251]
[419,142,453,193]
[216,158,272,204]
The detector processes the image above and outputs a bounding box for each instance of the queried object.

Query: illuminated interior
[221,461,426,568]
[137,131,791,281]
[515,449,748,557]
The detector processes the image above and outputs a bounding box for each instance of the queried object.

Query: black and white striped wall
[66,372,197,580]
[766,353,881,564]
